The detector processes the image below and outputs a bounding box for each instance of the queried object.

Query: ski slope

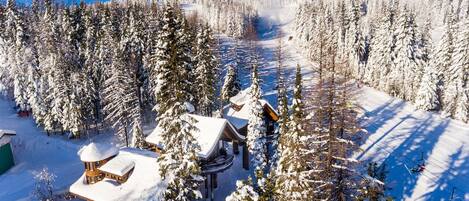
[249,2,469,200]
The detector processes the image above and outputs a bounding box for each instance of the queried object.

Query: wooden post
[204,176,209,198]
[211,173,218,189]
[242,143,249,170]
[233,141,239,154]
[207,174,212,200]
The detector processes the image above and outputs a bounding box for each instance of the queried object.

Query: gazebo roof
[78,143,119,162]
[145,114,244,159]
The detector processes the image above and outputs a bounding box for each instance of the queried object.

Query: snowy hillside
[239,1,469,200]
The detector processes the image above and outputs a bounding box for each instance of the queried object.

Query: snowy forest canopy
[0,0,222,147]
[294,0,469,123]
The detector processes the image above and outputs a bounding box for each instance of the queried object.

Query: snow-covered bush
[31,167,56,201]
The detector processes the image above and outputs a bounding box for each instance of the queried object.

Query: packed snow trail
[237,2,469,200]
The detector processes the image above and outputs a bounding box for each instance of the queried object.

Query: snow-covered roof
[78,143,119,162]
[0,130,16,146]
[229,88,250,106]
[223,99,279,130]
[70,148,165,201]
[0,129,16,139]
[98,155,135,177]
[145,114,244,159]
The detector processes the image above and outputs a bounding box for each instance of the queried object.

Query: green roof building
[0,130,16,175]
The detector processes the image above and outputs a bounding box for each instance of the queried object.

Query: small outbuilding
[70,147,163,201]
[77,143,119,184]
[0,130,16,175]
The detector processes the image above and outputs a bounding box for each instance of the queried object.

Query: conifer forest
[0,0,468,200]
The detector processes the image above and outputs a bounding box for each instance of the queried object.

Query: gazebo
[77,143,119,184]
[70,148,162,201]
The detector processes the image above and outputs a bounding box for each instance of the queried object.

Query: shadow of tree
[421,146,469,200]
[381,118,449,199]
[356,100,407,158]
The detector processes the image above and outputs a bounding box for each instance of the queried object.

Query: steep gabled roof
[145,114,244,159]
[223,98,279,131]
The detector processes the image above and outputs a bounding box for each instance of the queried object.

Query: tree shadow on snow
[382,117,449,200]
[421,146,469,201]
[356,100,407,157]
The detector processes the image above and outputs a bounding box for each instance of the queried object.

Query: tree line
[0,0,219,148]
[294,0,469,123]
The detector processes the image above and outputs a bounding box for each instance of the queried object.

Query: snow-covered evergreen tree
[82,7,100,128]
[103,44,140,147]
[365,3,397,90]
[149,4,203,200]
[415,63,440,111]
[247,59,267,173]
[130,117,146,148]
[441,11,463,118]
[435,9,457,111]
[391,8,423,101]
[13,6,33,113]
[451,16,469,122]
[221,65,241,101]
[226,178,259,201]
[272,38,288,167]
[346,0,366,80]
[194,24,218,116]
[38,0,58,133]
[275,65,310,200]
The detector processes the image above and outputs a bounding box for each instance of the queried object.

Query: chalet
[69,143,162,201]
[145,114,247,199]
[223,88,279,136]
[69,95,279,201]
[0,130,16,175]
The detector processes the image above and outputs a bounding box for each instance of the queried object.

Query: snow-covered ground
[0,98,83,200]
[0,98,118,200]
[248,2,469,200]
